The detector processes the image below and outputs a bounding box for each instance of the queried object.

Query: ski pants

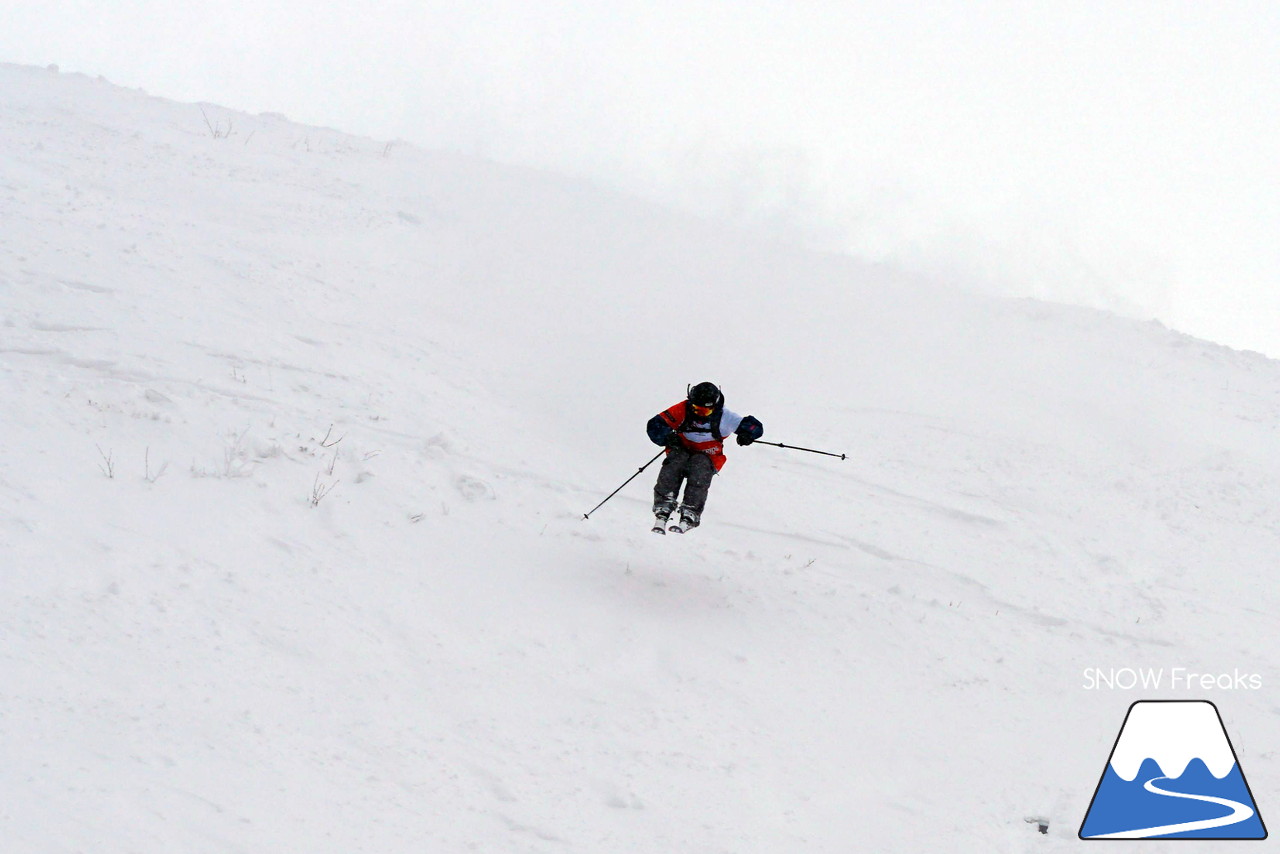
[653,446,716,518]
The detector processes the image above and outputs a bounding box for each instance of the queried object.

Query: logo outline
[1080,699,1267,841]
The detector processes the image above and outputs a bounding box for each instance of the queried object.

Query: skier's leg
[677,454,715,527]
[652,448,688,518]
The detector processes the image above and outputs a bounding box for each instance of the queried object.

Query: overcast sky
[6,1,1278,354]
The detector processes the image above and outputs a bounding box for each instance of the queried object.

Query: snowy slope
[4,63,1280,852]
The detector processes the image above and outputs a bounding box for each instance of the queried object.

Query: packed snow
[3,63,1278,852]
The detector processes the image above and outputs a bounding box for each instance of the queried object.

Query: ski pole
[754,440,846,460]
[583,450,666,520]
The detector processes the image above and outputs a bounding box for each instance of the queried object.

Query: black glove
[735,415,763,445]
[665,432,684,448]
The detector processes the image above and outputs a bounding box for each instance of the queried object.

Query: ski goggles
[690,403,715,417]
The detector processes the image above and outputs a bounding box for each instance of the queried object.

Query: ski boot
[668,507,700,534]
[652,495,676,535]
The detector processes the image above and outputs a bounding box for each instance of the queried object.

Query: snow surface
[3,62,1280,852]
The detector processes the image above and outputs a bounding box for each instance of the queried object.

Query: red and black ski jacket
[647,400,758,471]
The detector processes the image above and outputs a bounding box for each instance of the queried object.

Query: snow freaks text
[1083,668,1262,691]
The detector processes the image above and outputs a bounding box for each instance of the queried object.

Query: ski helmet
[688,381,723,409]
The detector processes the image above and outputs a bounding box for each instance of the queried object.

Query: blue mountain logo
[1080,700,1266,839]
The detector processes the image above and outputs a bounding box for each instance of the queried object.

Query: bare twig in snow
[310,474,339,507]
[319,425,344,448]
[144,446,170,483]
[200,108,233,139]
[218,428,253,478]
[96,444,115,479]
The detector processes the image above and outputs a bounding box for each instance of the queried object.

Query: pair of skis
[652,516,694,535]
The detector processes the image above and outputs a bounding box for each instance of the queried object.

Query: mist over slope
[3,63,1279,852]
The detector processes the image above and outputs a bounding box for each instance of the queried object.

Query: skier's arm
[647,414,673,446]
[647,402,686,446]
[735,415,763,445]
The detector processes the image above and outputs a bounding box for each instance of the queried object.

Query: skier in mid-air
[647,382,763,534]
